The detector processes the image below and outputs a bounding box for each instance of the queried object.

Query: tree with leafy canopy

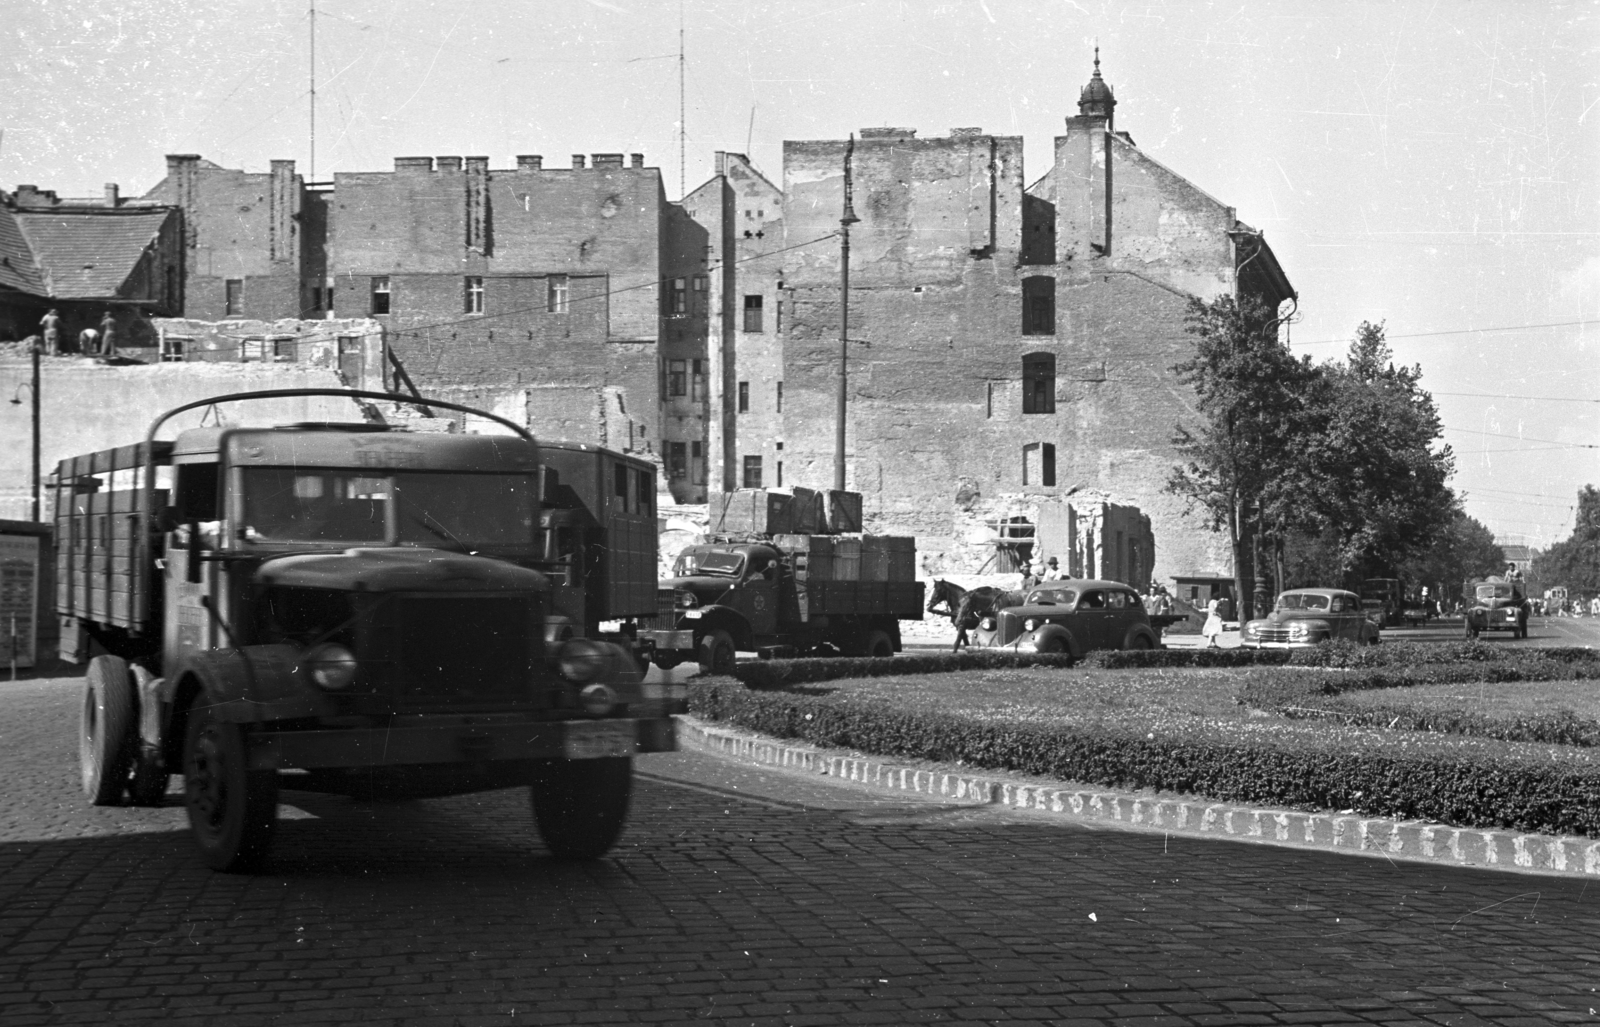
[1532,486,1600,596]
[1395,508,1505,607]
[1166,294,1316,620]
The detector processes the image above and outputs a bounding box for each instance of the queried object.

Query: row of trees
[1166,295,1501,620]
[1532,486,1600,594]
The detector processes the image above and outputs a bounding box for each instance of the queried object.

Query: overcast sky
[7,0,1598,548]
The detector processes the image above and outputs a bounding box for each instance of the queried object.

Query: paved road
[5,675,1600,1026]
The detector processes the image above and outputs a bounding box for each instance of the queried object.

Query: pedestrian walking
[39,309,60,355]
[99,310,117,358]
[1201,597,1224,648]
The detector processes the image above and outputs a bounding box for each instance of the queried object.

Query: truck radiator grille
[657,588,679,624]
[393,596,535,707]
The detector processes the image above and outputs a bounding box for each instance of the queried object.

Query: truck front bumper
[248,716,677,770]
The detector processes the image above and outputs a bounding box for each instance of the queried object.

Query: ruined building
[688,57,1295,580]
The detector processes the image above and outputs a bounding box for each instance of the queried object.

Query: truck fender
[690,607,755,652]
[583,639,645,705]
[162,644,337,725]
[1032,623,1079,657]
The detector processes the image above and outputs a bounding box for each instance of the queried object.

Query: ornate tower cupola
[1077,47,1117,128]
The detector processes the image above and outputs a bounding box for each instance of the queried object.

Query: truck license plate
[564,720,636,759]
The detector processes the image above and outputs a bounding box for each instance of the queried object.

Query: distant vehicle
[967,579,1161,658]
[1239,588,1381,648]
[1464,579,1530,639]
[1401,592,1436,627]
[1359,578,1405,627]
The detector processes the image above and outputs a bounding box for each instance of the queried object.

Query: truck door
[163,461,222,655]
[742,552,779,637]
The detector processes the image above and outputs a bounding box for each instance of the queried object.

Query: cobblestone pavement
[5,676,1600,1026]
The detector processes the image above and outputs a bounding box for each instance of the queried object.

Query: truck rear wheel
[183,694,279,872]
[697,629,736,675]
[530,757,632,860]
[81,655,136,805]
[864,629,895,658]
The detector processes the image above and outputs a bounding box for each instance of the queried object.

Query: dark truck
[1359,577,1405,628]
[1463,579,1530,639]
[646,535,924,674]
[63,388,677,873]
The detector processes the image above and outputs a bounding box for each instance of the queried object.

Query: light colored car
[1239,588,1380,648]
[969,579,1161,658]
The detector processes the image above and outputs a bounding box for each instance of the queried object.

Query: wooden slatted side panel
[53,441,172,633]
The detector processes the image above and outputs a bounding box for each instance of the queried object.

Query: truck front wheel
[530,756,632,860]
[182,694,279,872]
[697,629,736,675]
[81,655,136,805]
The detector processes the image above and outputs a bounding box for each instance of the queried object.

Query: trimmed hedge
[723,650,1077,690]
[685,679,1600,837]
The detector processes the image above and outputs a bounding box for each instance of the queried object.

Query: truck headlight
[678,592,698,608]
[558,638,606,683]
[303,643,358,690]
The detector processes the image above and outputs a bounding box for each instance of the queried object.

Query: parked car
[1239,588,1381,648]
[968,579,1161,659]
[1464,580,1529,639]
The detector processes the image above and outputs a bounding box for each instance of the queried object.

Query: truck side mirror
[186,519,202,584]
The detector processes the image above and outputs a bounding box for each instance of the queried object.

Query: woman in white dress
[1201,597,1223,647]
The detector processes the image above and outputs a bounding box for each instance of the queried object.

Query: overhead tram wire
[1291,318,1592,347]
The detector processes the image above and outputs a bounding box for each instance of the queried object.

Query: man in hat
[1044,556,1064,581]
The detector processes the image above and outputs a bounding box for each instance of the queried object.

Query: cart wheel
[81,656,136,805]
[183,694,278,872]
[530,757,632,860]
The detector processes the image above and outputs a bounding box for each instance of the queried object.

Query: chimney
[104,183,120,207]
[516,155,544,171]
[571,154,586,169]
[435,156,463,172]
[394,156,434,172]
[715,151,727,176]
[464,156,489,172]
[630,153,644,169]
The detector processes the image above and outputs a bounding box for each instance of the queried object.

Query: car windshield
[1476,584,1513,600]
[675,550,744,577]
[240,468,536,546]
[1026,587,1077,605]
[1278,593,1331,612]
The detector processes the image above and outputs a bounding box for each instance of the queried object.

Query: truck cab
[65,392,677,872]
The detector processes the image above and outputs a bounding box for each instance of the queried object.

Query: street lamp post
[836,134,860,491]
[10,340,40,522]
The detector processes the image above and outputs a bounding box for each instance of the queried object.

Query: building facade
[691,58,1295,581]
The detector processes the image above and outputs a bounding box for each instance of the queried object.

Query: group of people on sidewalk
[33,308,120,357]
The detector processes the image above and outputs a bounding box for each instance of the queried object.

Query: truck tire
[653,653,685,671]
[81,656,137,805]
[697,629,736,675]
[182,693,279,872]
[864,629,895,659]
[530,756,632,860]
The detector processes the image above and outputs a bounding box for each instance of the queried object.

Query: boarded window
[742,455,762,489]
[224,279,243,316]
[743,295,763,333]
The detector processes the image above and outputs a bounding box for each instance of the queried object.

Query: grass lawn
[1342,678,1600,721]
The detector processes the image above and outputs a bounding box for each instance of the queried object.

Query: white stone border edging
[676,716,1600,877]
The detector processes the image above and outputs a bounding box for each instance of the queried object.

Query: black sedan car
[969,579,1161,658]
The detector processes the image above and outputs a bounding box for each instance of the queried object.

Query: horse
[929,579,1012,650]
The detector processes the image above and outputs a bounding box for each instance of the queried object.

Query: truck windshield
[680,551,744,577]
[1476,584,1513,600]
[240,469,536,546]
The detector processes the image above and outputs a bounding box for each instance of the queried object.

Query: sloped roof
[0,208,45,295]
[11,208,173,300]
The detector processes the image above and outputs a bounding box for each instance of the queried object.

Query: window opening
[547,275,569,313]
[1022,275,1055,335]
[668,359,686,397]
[691,359,706,402]
[224,279,243,316]
[742,455,762,489]
[743,294,763,333]
[464,276,484,314]
[370,276,391,315]
[1022,353,1056,414]
[738,381,749,413]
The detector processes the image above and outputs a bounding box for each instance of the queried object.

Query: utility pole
[678,3,685,198]
[30,337,39,522]
[835,135,859,491]
[309,0,316,182]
